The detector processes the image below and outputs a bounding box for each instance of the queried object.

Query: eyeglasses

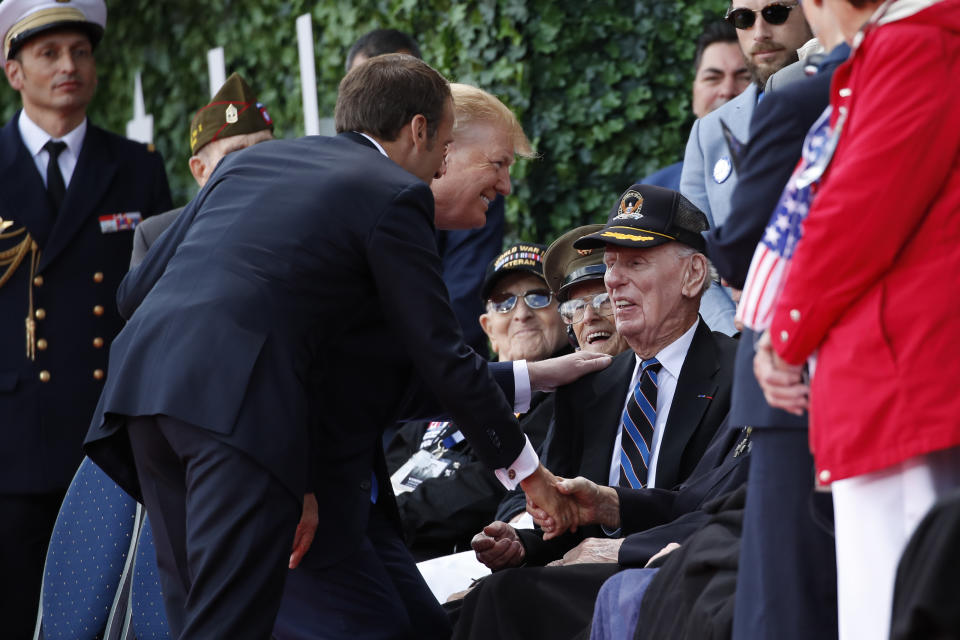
[488,289,554,314]
[558,292,614,325]
[725,2,797,29]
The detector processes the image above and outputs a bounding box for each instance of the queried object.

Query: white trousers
[831,445,960,640]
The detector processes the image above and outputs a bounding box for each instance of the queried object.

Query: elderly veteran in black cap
[452,185,739,640]
[383,242,568,561]
[543,224,629,357]
[0,0,172,632]
[130,72,274,267]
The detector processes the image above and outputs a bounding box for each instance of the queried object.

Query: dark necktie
[618,358,661,489]
[44,140,67,212]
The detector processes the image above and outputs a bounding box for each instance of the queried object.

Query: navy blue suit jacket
[0,114,171,493]
[84,133,526,567]
[704,46,848,430]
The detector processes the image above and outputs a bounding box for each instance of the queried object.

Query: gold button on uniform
[93,272,104,283]
[93,305,104,316]
[789,309,801,322]
[779,330,789,342]
[818,469,831,483]
[33,275,44,286]
[93,337,104,348]
[93,369,105,380]
[35,308,46,320]
[37,339,48,351]
[39,370,51,382]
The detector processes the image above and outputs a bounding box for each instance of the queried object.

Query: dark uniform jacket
[517,320,737,564]
[84,133,527,569]
[0,113,172,494]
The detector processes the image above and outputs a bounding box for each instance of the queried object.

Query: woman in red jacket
[754,0,960,637]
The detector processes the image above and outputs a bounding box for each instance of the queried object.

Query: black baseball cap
[480,242,548,300]
[574,184,709,252]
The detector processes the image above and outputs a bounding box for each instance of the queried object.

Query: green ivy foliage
[0,0,726,245]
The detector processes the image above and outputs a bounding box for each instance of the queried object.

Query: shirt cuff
[513,359,531,413]
[494,436,539,490]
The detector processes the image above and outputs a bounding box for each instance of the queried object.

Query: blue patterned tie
[618,358,661,488]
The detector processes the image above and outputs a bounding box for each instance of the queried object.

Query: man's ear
[188,155,208,187]
[681,252,709,298]
[410,113,429,150]
[479,312,500,354]
[5,59,23,90]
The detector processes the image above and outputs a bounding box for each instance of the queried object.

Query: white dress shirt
[19,110,87,189]
[607,320,699,489]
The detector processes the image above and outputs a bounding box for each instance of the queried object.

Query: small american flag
[738,106,836,331]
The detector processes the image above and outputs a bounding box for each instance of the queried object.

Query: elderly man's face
[565,280,630,357]
[691,41,751,118]
[603,244,699,354]
[432,121,514,230]
[480,273,566,362]
[730,0,813,86]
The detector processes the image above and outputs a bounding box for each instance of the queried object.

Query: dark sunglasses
[488,289,553,314]
[725,2,797,29]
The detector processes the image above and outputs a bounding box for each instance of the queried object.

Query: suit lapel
[0,115,56,248]
[733,84,758,141]
[576,350,635,481]
[655,321,721,489]
[39,124,118,271]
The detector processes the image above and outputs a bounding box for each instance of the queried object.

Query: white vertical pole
[125,71,154,144]
[207,47,226,98]
[296,13,320,136]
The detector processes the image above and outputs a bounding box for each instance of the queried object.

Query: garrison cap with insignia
[542,224,605,302]
[189,72,274,155]
[575,183,709,252]
[0,0,106,63]
[480,242,548,301]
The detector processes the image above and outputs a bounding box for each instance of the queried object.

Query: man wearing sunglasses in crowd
[451,184,739,639]
[383,243,569,561]
[679,0,813,337]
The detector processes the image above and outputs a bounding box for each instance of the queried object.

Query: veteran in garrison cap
[0,0,172,634]
[543,224,629,356]
[130,72,274,267]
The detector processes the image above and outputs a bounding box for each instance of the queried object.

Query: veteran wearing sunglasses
[679,0,812,336]
[478,243,568,363]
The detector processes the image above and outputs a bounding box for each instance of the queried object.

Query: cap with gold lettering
[480,242,547,301]
[0,0,106,64]
[189,72,274,155]
[574,184,708,252]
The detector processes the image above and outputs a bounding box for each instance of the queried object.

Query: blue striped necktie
[618,358,661,489]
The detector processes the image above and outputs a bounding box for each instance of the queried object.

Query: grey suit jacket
[678,84,759,335]
[130,206,182,268]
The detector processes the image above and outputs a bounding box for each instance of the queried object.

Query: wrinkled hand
[289,493,318,569]
[645,542,680,567]
[528,476,620,531]
[547,538,624,567]
[753,331,808,416]
[527,351,612,392]
[472,521,525,570]
[520,465,577,540]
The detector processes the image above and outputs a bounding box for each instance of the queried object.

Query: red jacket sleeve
[770,25,960,363]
